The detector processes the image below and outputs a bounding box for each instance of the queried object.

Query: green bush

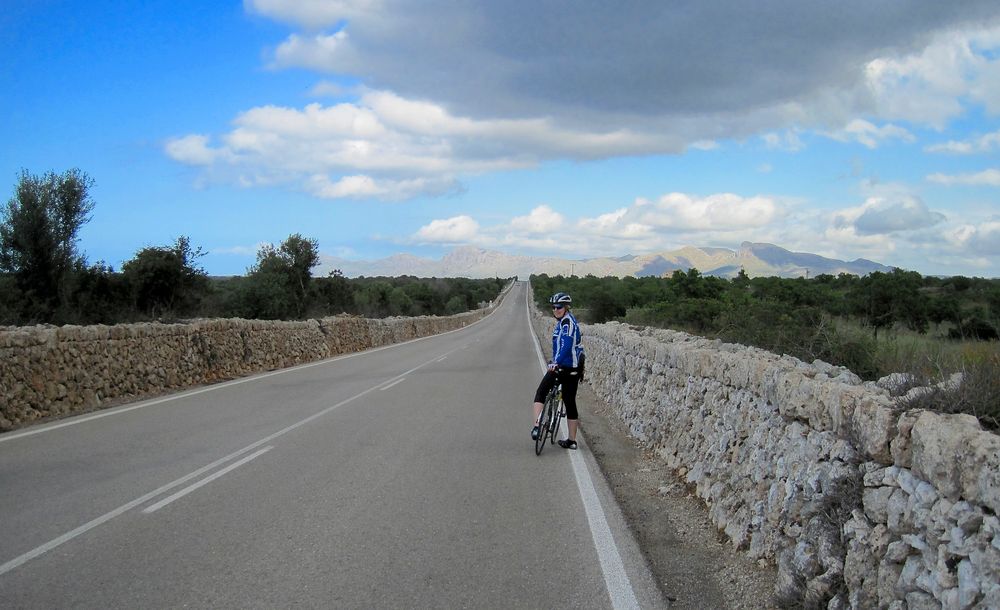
[900,350,1000,431]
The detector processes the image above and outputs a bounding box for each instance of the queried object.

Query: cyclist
[531,292,585,449]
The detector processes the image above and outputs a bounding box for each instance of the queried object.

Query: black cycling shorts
[533,368,580,420]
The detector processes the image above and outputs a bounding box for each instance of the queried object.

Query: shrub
[900,349,1000,431]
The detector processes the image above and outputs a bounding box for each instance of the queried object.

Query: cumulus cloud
[256,2,999,127]
[244,0,372,29]
[414,215,480,243]
[925,130,1000,154]
[171,4,1000,202]
[625,193,781,231]
[258,0,997,116]
[408,194,785,256]
[270,31,354,71]
[947,218,1000,256]
[762,131,805,152]
[166,134,226,165]
[821,119,915,149]
[308,80,354,98]
[841,196,947,235]
[509,205,564,234]
[865,26,1000,125]
[815,189,1000,273]
[305,174,450,200]
[927,169,1000,186]
[164,90,673,199]
[399,186,998,276]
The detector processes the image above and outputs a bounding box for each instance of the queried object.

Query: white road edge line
[143,446,273,513]
[0,344,464,577]
[526,287,640,610]
[0,287,512,445]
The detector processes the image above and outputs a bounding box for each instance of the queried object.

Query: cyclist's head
[549,292,572,313]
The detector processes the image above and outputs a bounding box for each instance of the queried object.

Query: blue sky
[2,0,999,277]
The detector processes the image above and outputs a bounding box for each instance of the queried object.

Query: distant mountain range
[315,242,893,279]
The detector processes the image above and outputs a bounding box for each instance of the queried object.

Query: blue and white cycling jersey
[551,311,584,368]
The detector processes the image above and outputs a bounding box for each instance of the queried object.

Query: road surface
[0,282,666,608]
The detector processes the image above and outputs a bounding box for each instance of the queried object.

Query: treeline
[533,269,1000,430]
[532,269,1000,380]
[0,169,507,326]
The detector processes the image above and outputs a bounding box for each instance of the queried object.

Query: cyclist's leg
[560,372,580,444]
[532,370,557,432]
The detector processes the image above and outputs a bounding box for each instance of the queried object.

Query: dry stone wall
[529,300,999,609]
[1,309,490,431]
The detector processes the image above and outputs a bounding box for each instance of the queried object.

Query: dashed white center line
[380,378,406,391]
[142,446,274,514]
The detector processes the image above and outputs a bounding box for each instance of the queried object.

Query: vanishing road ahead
[0,282,665,608]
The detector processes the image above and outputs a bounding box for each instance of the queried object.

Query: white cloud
[414,215,480,243]
[165,134,225,165]
[308,80,353,98]
[947,219,1000,256]
[862,25,1000,124]
[270,31,353,72]
[822,223,897,258]
[835,195,946,235]
[821,119,916,149]
[400,185,998,277]
[927,169,1000,186]
[626,193,781,231]
[689,140,719,151]
[164,90,677,199]
[172,5,1000,216]
[306,174,458,200]
[409,192,784,256]
[251,3,999,134]
[925,130,1000,154]
[509,206,564,234]
[244,0,376,29]
[762,130,804,152]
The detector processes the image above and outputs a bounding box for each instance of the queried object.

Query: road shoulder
[576,379,779,610]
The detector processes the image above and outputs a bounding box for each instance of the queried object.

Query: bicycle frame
[534,382,564,455]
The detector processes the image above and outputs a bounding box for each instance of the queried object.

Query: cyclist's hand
[547,363,557,372]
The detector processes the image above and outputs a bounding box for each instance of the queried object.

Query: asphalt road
[0,282,667,609]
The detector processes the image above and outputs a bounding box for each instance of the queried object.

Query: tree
[311,269,354,315]
[246,234,320,319]
[64,261,130,324]
[0,169,95,321]
[847,269,928,336]
[121,236,208,318]
[354,281,393,317]
[588,284,626,323]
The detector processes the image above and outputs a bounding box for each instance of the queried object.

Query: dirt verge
[576,379,779,610]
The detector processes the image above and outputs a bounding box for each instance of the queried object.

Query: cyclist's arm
[551,318,574,367]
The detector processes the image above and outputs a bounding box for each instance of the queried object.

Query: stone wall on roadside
[528,297,999,609]
[1,308,490,432]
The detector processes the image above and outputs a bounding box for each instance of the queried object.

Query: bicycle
[534,382,564,456]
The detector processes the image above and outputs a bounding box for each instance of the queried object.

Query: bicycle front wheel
[550,399,563,444]
[534,402,551,456]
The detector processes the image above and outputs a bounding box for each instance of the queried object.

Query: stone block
[911,411,981,501]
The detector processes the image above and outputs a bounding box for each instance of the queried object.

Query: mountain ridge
[316,242,894,279]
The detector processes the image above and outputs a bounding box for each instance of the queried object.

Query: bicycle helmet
[549,292,572,305]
